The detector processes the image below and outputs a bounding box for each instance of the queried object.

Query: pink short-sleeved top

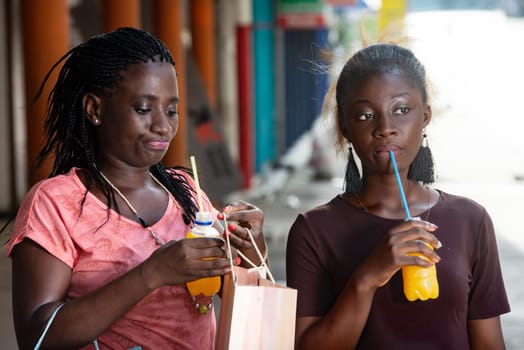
[8,167,220,350]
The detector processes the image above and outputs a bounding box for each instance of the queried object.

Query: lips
[146,140,170,150]
[376,144,400,158]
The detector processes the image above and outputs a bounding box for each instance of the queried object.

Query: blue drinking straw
[389,150,412,220]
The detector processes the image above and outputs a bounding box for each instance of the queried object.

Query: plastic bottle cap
[195,211,213,226]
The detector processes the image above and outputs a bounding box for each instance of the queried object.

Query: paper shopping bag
[215,266,297,350]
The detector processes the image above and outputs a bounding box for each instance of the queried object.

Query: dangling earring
[344,144,362,194]
[408,130,435,184]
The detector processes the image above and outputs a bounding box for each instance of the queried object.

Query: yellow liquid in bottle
[185,212,221,297]
[402,244,439,301]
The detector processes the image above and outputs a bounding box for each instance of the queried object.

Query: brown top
[286,191,510,349]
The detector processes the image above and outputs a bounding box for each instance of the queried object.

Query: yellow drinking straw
[189,155,204,212]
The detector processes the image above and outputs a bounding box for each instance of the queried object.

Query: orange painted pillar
[101,0,140,32]
[153,0,188,167]
[21,0,69,184]
[189,0,216,108]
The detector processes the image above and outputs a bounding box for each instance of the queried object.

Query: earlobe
[423,104,432,127]
[338,118,351,142]
[83,93,102,125]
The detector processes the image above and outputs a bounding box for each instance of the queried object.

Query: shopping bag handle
[222,214,276,284]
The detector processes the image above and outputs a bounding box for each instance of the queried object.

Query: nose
[373,114,397,139]
[151,110,175,136]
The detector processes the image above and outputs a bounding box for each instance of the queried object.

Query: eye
[357,112,374,121]
[166,109,178,118]
[135,107,152,115]
[165,101,179,117]
[393,106,410,116]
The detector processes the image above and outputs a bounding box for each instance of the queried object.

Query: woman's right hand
[355,219,441,291]
[140,237,231,290]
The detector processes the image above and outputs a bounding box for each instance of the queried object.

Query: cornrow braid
[33,27,197,225]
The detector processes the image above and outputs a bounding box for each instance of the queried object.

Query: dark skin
[11,62,267,349]
[295,72,505,350]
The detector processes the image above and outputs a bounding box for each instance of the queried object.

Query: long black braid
[33,27,198,225]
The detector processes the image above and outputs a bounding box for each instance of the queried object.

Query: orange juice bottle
[402,242,439,301]
[186,211,222,297]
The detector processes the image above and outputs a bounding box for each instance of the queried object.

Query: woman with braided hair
[7,27,266,349]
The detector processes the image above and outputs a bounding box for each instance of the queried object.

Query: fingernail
[217,213,224,220]
[222,205,232,212]
[436,240,443,249]
[234,257,241,265]
[228,223,236,231]
[427,222,438,229]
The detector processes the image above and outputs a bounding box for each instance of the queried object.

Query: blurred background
[1,0,523,348]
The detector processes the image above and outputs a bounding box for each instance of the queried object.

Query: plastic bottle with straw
[389,150,439,301]
[186,156,222,312]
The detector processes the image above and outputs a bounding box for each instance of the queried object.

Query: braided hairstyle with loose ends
[34,27,198,225]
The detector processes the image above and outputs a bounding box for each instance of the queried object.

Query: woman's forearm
[299,274,377,350]
[25,263,152,350]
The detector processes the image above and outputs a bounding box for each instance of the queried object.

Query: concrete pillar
[153,0,188,167]
[101,0,140,31]
[216,0,238,160]
[253,0,276,172]
[189,0,217,108]
[21,0,69,184]
[236,0,254,188]
[0,0,12,211]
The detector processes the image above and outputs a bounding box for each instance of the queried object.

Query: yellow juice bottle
[186,211,221,297]
[402,243,439,301]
